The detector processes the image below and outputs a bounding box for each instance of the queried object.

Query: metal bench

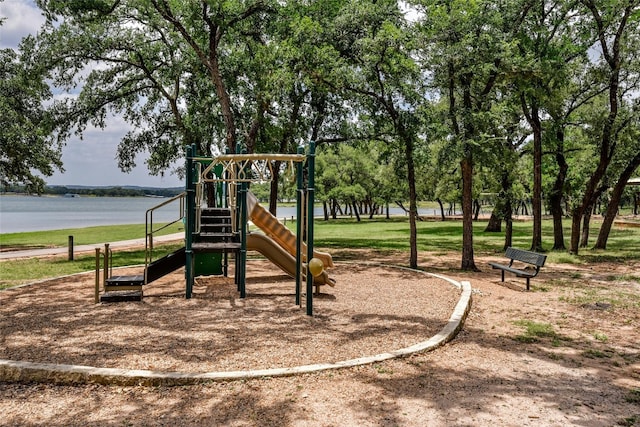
[489,247,547,291]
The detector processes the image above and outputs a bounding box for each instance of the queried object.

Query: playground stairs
[100,247,187,303]
[192,208,241,253]
[100,208,237,302]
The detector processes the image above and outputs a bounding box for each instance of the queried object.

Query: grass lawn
[314,216,640,264]
[1,216,639,289]
[0,243,184,290]
[0,222,184,250]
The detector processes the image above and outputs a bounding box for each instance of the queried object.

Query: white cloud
[1,1,184,188]
[47,114,184,188]
[0,0,45,49]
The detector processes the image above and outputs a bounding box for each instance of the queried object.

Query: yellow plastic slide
[246,191,334,268]
[247,233,335,286]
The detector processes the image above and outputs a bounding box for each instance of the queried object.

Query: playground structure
[95,142,334,315]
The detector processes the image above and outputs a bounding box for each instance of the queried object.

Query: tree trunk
[436,198,445,221]
[569,208,582,255]
[207,51,236,152]
[461,154,478,271]
[323,200,329,221]
[595,152,640,249]
[268,161,281,216]
[549,134,568,250]
[550,199,565,250]
[504,197,513,251]
[521,93,543,252]
[531,125,543,251]
[487,167,514,233]
[569,0,631,254]
[485,209,502,232]
[369,202,378,220]
[351,200,361,222]
[518,200,529,216]
[403,134,419,269]
[580,204,593,248]
[473,198,480,221]
[594,198,615,251]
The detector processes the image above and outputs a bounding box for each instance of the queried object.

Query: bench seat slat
[488,262,537,278]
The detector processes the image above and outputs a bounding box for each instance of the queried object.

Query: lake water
[0,195,324,233]
[0,195,427,234]
[0,195,185,233]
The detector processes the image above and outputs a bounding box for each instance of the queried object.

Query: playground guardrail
[145,192,186,283]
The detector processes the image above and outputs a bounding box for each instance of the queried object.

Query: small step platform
[100,290,143,303]
[104,275,144,299]
[105,275,145,287]
[102,275,144,302]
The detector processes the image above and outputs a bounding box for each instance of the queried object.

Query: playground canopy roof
[628,177,640,186]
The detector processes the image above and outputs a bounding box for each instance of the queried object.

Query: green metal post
[103,243,110,286]
[238,146,247,297]
[223,151,230,276]
[185,144,196,299]
[306,141,316,316]
[233,144,240,288]
[225,146,231,210]
[239,180,247,298]
[295,145,304,306]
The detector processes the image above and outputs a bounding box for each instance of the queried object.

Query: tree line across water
[1,0,639,270]
[2,185,183,198]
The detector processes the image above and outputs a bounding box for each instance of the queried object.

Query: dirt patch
[1,250,639,426]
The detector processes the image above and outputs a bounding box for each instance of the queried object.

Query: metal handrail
[144,192,186,283]
[194,163,202,233]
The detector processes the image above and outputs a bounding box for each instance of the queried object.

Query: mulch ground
[1,250,639,426]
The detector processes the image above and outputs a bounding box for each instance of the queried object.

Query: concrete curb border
[0,265,472,386]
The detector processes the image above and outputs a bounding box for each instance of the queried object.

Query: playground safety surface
[0,260,470,385]
[2,250,639,426]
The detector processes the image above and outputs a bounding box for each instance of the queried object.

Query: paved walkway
[0,233,184,260]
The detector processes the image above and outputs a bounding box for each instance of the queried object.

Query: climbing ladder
[191,207,241,277]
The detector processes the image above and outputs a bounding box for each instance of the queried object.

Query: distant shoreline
[0,192,173,198]
[1,185,183,198]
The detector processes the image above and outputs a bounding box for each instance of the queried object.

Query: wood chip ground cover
[1,251,639,426]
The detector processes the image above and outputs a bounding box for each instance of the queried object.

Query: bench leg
[501,270,505,282]
[526,277,530,291]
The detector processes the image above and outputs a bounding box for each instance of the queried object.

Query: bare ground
[1,249,639,427]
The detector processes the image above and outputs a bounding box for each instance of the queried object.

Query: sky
[0,0,184,188]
